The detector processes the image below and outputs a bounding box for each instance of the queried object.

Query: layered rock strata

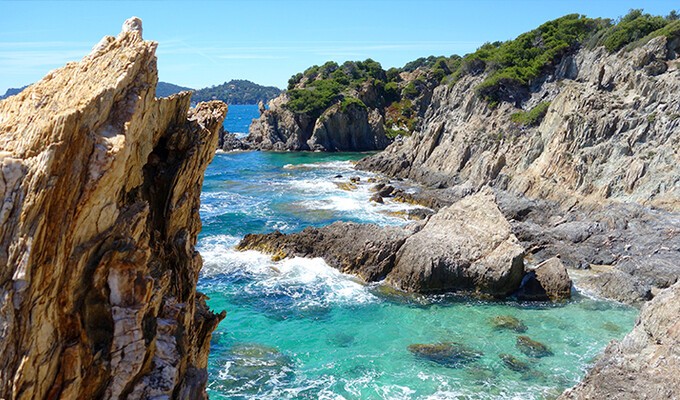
[239,190,525,296]
[357,36,680,211]
[0,18,226,400]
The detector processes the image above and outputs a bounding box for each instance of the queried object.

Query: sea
[197,105,637,400]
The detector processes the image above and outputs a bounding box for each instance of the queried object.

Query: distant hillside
[0,86,28,101]
[191,79,282,105]
[156,81,192,97]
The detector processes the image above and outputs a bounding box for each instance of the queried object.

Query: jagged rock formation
[239,190,525,296]
[558,280,680,400]
[356,36,680,303]
[246,94,390,151]
[358,36,680,211]
[0,17,226,400]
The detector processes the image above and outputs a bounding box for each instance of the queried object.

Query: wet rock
[334,174,343,178]
[350,176,361,183]
[370,193,384,203]
[407,342,481,367]
[387,189,526,296]
[405,208,436,220]
[491,315,528,333]
[499,354,530,372]
[515,257,572,301]
[559,281,680,400]
[378,185,395,197]
[370,183,386,192]
[335,181,358,191]
[579,270,653,304]
[516,336,553,358]
[237,221,425,282]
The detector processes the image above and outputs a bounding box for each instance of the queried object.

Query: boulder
[0,18,226,399]
[386,190,525,295]
[515,257,572,301]
[491,315,528,333]
[239,189,526,297]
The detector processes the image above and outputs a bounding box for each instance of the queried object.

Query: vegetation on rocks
[510,102,551,126]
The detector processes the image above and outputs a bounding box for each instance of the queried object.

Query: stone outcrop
[357,36,680,212]
[239,190,526,296]
[0,18,226,400]
[558,281,680,400]
[246,93,390,151]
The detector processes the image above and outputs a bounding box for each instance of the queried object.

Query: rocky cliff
[246,93,390,151]
[357,36,680,300]
[358,36,680,211]
[0,18,226,400]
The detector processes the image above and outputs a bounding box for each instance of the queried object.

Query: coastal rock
[357,37,680,211]
[386,190,525,295]
[237,221,424,282]
[308,102,391,151]
[515,257,572,301]
[0,18,226,400]
[246,94,390,151]
[239,190,525,296]
[578,270,653,304]
[559,281,680,400]
[217,126,250,151]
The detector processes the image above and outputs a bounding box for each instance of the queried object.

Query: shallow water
[198,147,637,399]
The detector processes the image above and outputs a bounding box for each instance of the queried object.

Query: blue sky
[1,0,677,93]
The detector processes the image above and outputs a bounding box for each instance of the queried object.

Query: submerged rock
[491,315,528,333]
[499,353,530,372]
[516,336,554,358]
[515,256,572,301]
[219,343,293,393]
[407,342,482,367]
[0,18,226,399]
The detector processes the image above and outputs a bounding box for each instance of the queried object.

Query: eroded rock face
[238,190,525,296]
[246,94,390,151]
[357,36,680,212]
[559,281,680,400]
[0,18,226,400]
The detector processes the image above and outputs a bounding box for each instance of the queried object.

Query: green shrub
[340,97,367,113]
[510,102,551,126]
[602,10,669,52]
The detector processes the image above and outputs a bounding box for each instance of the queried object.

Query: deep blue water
[196,107,637,399]
[223,104,260,137]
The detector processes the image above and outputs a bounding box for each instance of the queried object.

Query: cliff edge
[0,18,226,400]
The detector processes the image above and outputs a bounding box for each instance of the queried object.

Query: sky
[1,0,678,94]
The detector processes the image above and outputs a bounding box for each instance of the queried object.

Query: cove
[197,113,637,399]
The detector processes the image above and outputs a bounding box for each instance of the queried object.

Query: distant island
[1,79,281,106]
[190,79,282,105]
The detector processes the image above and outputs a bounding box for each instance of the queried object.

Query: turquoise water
[197,150,638,400]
